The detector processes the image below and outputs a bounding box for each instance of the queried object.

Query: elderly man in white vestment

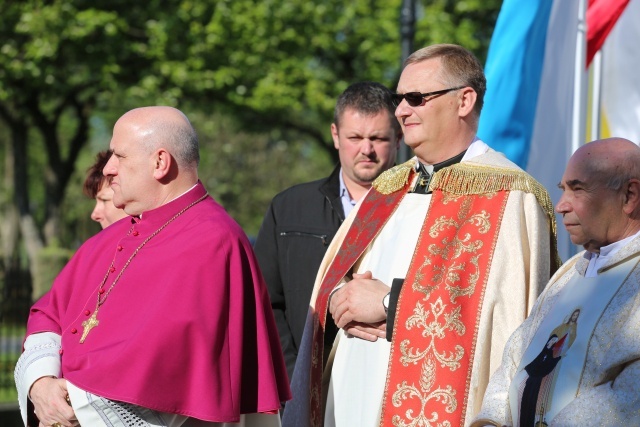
[472,137,640,427]
[283,44,560,427]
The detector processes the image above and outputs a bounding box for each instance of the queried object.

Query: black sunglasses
[392,86,466,107]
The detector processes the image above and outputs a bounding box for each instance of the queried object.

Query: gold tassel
[374,161,561,271]
[430,163,562,269]
[372,159,414,195]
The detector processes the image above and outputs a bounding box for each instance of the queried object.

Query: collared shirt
[338,168,357,218]
[584,229,640,277]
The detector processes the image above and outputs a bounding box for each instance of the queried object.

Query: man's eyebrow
[557,179,587,189]
[567,179,586,187]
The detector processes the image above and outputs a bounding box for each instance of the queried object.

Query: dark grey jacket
[254,166,343,380]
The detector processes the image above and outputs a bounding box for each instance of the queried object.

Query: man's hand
[343,320,386,342]
[30,377,78,427]
[330,271,389,332]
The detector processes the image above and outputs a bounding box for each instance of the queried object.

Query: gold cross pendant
[80,311,100,343]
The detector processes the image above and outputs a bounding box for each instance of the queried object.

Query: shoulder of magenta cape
[77,192,249,262]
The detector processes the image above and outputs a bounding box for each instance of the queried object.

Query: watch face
[383,292,390,309]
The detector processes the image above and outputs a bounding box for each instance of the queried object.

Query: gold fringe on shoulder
[372,159,415,195]
[430,162,562,271]
[429,162,553,213]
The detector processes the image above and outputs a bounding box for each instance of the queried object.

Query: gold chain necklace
[80,193,207,343]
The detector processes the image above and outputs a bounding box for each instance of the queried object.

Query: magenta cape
[27,182,291,422]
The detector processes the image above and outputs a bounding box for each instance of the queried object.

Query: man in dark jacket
[254,82,402,380]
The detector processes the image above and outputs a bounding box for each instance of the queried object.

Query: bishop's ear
[152,148,172,180]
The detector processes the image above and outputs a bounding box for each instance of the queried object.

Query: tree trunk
[11,118,45,301]
[33,96,91,244]
[1,135,20,267]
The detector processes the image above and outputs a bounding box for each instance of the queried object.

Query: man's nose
[395,101,411,119]
[360,140,374,155]
[555,195,569,214]
[103,157,116,176]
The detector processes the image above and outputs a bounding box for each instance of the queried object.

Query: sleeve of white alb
[14,332,62,425]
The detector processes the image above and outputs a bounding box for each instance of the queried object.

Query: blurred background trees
[0,0,501,305]
[0,0,501,406]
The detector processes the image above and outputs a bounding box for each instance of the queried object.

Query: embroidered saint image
[517,308,581,427]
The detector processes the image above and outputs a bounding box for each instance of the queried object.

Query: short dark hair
[333,82,401,134]
[405,44,486,117]
[83,151,111,198]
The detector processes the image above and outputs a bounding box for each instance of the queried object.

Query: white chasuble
[508,255,639,426]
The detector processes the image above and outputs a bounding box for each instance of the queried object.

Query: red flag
[586,0,631,65]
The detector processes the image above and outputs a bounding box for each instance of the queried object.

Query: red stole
[379,189,509,426]
[309,172,416,427]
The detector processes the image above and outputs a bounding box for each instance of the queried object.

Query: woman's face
[91,181,128,229]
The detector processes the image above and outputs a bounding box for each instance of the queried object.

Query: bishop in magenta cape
[25,182,291,422]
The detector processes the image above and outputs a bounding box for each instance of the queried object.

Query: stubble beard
[353,162,383,184]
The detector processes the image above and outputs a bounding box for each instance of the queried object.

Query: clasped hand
[30,376,79,427]
[329,271,389,342]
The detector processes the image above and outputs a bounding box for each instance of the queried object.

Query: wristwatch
[382,292,390,315]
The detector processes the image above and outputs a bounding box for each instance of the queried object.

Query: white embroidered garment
[472,236,640,427]
[68,382,281,427]
[508,256,635,425]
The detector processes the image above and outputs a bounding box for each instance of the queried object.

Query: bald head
[117,106,199,169]
[556,137,640,252]
[104,106,201,215]
[571,137,640,192]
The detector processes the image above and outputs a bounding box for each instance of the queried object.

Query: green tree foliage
[0,0,502,299]
[0,0,171,282]
[105,0,406,161]
[415,0,502,64]
[190,112,334,236]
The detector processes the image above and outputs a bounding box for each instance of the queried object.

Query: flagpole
[571,0,588,155]
[590,50,603,140]
[564,0,588,259]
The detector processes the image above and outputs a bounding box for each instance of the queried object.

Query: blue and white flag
[479,0,637,260]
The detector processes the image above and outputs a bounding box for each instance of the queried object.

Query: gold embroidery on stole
[379,190,509,427]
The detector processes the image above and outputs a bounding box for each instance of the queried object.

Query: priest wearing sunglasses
[284,44,559,427]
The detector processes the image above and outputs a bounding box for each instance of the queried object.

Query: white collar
[584,229,640,277]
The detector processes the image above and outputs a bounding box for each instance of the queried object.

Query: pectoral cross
[411,171,432,194]
[80,311,100,343]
